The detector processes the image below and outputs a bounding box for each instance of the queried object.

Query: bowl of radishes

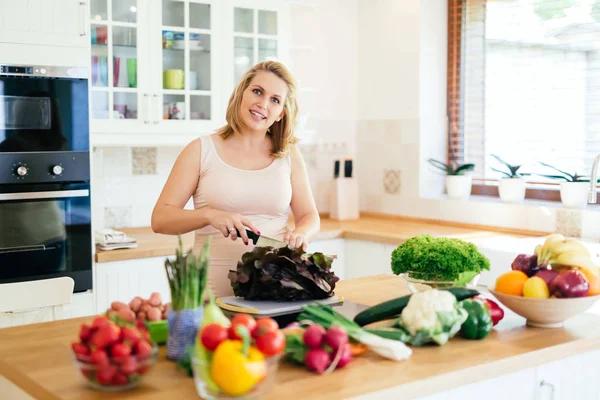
[283,323,356,374]
[105,292,170,344]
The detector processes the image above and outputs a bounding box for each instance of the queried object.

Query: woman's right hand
[206,209,259,245]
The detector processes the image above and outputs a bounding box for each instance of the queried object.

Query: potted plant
[537,162,590,209]
[490,154,529,204]
[428,159,475,199]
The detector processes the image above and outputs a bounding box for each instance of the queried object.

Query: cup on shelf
[163,69,184,89]
[127,58,137,88]
[95,26,107,44]
[113,57,120,87]
[171,102,185,120]
[188,71,198,90]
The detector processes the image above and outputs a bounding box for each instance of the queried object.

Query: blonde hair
[216,61,298,158]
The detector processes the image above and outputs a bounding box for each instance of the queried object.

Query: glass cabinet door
[233,6,279,85]
[159,0,212,122]
[90,0,140,121]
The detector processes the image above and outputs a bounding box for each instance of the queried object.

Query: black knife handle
[235,228,260,244]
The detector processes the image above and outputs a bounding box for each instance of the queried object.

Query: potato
[129,297,143,312]
[148,292,162,307]
[117,307,135,322]
[136,311,146,321]
[106,309,118,319]
[111,301,128,311]
[141,302,152,313]
[147,307,162,321]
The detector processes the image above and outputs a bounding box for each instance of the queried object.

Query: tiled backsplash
[92,146,186,230]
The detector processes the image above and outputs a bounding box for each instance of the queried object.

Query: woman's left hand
[283,231,309,251]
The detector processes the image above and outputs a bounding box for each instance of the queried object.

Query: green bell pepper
[460,299,492,340]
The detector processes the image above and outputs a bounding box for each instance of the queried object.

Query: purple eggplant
[511,254,540,277]
[549,270,589,298]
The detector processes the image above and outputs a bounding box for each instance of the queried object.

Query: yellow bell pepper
[211,340,266,396]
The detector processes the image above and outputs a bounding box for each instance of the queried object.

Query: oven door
[0,67,89,153]
[0,183,92,292]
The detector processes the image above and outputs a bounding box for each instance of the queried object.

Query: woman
[151,61,320,297]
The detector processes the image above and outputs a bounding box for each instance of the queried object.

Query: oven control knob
[51,165,64,175]
[16,165,28,176]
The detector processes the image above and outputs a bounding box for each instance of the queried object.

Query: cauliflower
[397,289,468,346]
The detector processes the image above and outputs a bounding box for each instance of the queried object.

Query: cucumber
[353,287,479,327]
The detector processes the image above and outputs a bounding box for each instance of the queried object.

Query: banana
[550,251,600,277]
[540,233,566,260]
[534,244,543,258]
[547,238,591,259]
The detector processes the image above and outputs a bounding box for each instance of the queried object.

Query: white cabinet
[94,257,172,313]
[308,238,346,280]
[0,0,89,48]
[535,350,600,400]
[88,0,290,146]
[344,239,396,279]
[416,368,537,400]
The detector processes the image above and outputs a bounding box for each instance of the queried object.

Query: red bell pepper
[474,295,504,326]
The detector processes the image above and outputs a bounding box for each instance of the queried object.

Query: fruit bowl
[72,342,159,391]
[489,289,600,328]
[191,354,282,400]
[400,271,480,294]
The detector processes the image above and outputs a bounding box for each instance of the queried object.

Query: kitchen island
[2,275,599,400]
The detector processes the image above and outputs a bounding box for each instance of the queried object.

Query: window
[448,0,600,199]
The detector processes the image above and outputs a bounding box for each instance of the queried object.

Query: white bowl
[489,289,600,328]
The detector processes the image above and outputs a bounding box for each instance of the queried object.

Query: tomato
[200,323,228,351]
[255,330,285,356]
[229,314,257,339]
[253,317,279,338]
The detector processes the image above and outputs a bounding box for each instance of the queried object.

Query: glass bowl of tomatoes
[191,314,285,399]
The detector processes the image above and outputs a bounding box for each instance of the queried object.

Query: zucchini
[353,287,479,327]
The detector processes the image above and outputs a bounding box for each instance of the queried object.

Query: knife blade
[238,229,288,249]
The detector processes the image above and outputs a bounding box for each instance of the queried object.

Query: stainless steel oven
[0,64,92,292]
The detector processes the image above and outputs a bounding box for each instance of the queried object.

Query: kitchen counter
[1,275,599,400]
[95,214,549,263]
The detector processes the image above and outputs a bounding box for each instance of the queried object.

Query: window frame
[446,0,599,203]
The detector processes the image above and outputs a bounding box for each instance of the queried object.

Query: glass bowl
[191,354,282,400]
[400,271,480,294]
[72,343,159,391]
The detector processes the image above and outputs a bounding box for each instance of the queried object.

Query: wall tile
[132,147,157,175]
[383,169,401,195]
[104,206,133,229]
[556,209,583,238]
[102,147,131,177]
[383,120,402,145]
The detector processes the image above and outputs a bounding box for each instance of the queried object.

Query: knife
[237,229,288,249]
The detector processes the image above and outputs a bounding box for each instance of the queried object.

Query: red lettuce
[228,246,340,301]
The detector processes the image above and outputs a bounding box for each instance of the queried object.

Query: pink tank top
[192,134,292,297]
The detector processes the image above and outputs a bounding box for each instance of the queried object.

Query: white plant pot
[446,175,472,199]
[559,181,590,209]
[498,178,526,203]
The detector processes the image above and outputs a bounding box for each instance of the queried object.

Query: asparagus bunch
[164,235,211,311]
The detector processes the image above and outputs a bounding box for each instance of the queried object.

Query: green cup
[163,69,184,89]
[127,58,137,88]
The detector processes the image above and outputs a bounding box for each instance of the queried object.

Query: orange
[578,268,600,296]
[495,271,529,296]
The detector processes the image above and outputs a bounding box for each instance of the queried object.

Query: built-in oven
[0,64,92,293]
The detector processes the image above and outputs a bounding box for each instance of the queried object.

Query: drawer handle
[79,1,88,37]
[540,380,555,400]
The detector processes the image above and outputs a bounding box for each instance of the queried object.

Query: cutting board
[216,295,344,317]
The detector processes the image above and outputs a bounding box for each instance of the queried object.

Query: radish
[303,324,326,348]
[324,326,348,352]
[305,348,331,374]
[335,344,353,369]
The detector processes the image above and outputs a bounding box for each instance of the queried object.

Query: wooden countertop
[1,275,599,400]
[95,213,549,263]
